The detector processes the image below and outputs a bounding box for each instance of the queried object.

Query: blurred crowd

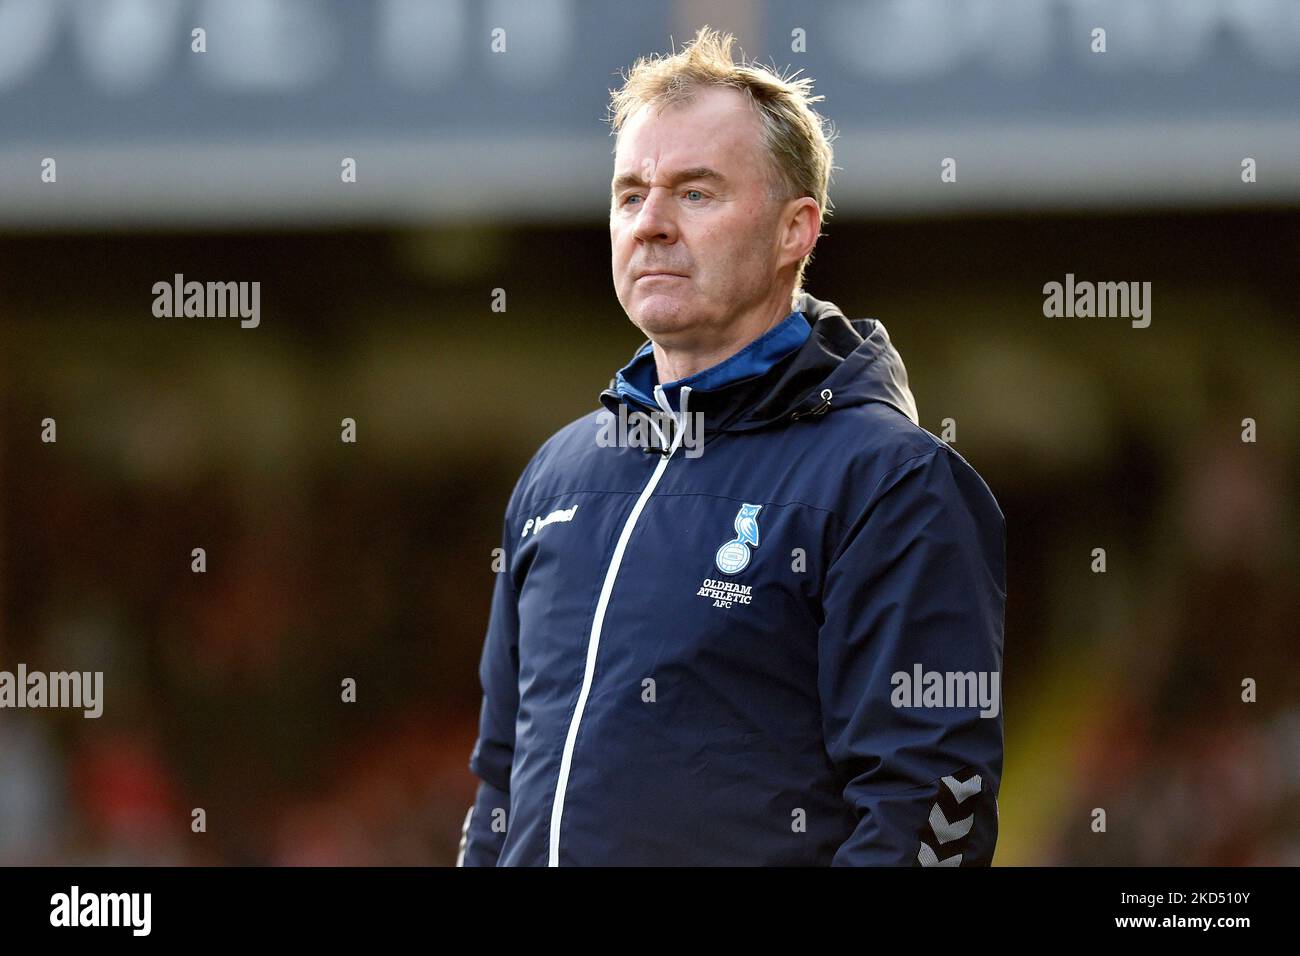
[1,215,1295,865]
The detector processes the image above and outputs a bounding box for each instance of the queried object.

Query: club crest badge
[714,503,762,574]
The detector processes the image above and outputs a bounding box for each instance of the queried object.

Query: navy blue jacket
[459,293,1006,866]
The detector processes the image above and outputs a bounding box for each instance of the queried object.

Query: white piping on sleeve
[547,385,691,866]
[455,803,473,866]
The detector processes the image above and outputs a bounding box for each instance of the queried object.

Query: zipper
[547,388,689,865]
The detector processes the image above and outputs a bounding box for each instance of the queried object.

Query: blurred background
[1,0,1297,866]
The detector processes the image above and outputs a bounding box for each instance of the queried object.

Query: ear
[778,197,822,271]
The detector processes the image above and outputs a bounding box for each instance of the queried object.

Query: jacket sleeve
[818,444,1006,866]
[457,511,522,867]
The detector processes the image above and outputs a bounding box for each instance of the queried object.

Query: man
[458,27,1005,866]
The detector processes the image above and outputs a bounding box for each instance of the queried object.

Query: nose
[631,185,678,244]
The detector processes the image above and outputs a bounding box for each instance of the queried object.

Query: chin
[630,294,697,338]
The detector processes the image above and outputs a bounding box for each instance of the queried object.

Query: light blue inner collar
[614,310,811,413]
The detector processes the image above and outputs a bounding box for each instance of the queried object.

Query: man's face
[610,86,790,347]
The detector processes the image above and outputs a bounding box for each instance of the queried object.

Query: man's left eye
[684,189,704,201]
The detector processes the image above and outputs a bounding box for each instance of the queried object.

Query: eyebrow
[611,166,729,195]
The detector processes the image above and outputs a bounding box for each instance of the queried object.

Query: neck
[651,289,798,384]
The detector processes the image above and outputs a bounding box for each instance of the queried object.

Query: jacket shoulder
[505,408,609,514]
[822,399,946,474]
[818,400,1003,524]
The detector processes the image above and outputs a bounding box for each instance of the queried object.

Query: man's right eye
[620,194,643,207]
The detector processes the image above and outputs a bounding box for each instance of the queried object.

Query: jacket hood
[598,292,918,442]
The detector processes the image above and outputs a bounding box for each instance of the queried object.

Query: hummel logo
[916,767,985,867]
[522,505,579,538]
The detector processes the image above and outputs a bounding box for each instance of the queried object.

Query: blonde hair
[607,26,837,295]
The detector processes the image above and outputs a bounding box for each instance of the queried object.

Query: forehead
[613,86,765,177]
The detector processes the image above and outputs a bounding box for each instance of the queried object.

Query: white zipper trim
[547,385,690,866]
